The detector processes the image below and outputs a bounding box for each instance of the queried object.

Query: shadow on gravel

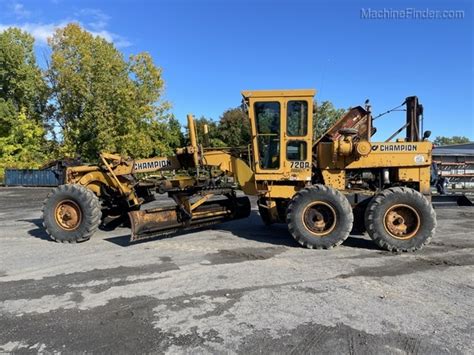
[342,236,380,250]
[213,211,380,250]
[103,211,300,248]
[104,228,202,247]
[26,210,382,251]
[20,218,53,242]
[104,234,133,247]
[211,211,299,248]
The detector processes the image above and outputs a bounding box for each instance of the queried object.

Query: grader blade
[129,196,251,242]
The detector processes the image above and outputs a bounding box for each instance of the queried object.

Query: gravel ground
[0,187,473,354]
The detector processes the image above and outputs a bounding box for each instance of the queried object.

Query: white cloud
[89,28,132,48]
[113,37,132,48]
[0,5,130,47]
[75,8,110,31]
[0,21,131,48]
[0,22,63,44]
[11,2,31,19]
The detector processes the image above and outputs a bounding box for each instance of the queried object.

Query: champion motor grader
[42,90,436,251]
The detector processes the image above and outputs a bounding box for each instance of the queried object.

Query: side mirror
[423,130,431,140]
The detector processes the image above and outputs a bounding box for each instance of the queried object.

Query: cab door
[249,98,285,175]
[249,96,313,181]
[283,98,313,181]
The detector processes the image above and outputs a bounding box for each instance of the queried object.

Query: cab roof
[241,89,316,99]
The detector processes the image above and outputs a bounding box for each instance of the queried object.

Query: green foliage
[313,101,346,140]
[192,116,226,147]
[0,108,47,181]
[0,98,16,137]
[47,23,171,160]
[433,136,470,146]
[165,115,185,149]
[218,108,250,147]
[0,23,186,180]
[191,109,250,148]
[0,22,350,180]
[146,115,184,156]
[0,28,48,122]
[0,28,48,180]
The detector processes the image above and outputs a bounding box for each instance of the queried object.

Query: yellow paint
[242,89,313,183]
[64,89,433,211]
[321,170,346,190]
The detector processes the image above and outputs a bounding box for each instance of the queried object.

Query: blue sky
[1,0,472,140]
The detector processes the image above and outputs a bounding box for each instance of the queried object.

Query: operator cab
[241,90,315,182]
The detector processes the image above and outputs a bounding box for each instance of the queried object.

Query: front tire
[287,185,353,249]
[42,184,101,243]
[364,187,436,252]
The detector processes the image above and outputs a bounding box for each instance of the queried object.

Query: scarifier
[42,90,436,252]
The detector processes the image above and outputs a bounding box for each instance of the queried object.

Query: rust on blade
[129,207,180,241]
[128,196,251,242]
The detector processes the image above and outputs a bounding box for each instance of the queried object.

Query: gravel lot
[0,187,473,354]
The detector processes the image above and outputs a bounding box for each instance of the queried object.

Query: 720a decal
[290,161,310,169]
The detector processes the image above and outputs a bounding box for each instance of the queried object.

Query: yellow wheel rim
[54,200,82,231]
[302,201,337,237]
[383,204,421,240]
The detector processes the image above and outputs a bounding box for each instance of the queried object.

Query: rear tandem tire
[42,184,101,243]
[286,185,353,249]
[351,198,371,235]
[364,187,436,252]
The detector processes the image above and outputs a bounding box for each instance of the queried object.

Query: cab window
[287,101,308,136]
[287,141,307,161]
[255,102,280,169]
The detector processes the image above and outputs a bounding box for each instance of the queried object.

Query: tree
[313,101,346,141]
[0,108,47,180]
[0,98,16,137]
[433,136,470,146]
[0,28,48,122]
[217,108,250,147]
[47,23,170,160]
[0,28,49,180]
[165,115,184,149]
[191,116,225,147]
[211,101,345,147]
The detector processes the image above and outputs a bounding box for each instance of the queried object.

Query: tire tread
[365,187,436,252]
[287,185,353,249]
[42,184,101,243]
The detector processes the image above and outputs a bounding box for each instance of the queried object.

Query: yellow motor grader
[42,90,436,251]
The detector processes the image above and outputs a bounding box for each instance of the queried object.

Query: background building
[433,143,474,189]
